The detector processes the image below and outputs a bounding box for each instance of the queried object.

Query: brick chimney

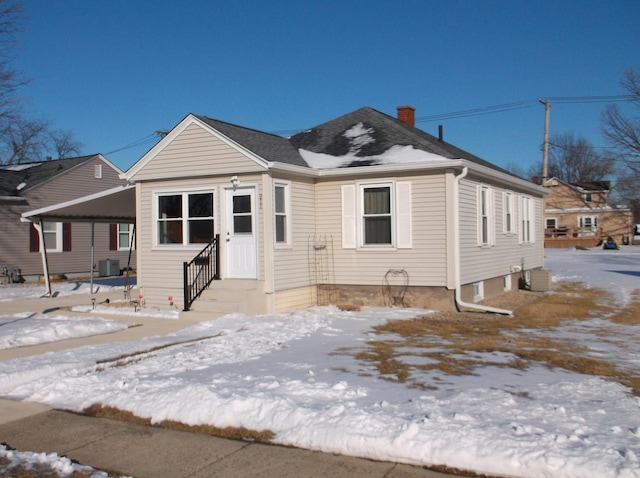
[396,105,415,127]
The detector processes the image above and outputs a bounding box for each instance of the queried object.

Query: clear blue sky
[15,0,640,175]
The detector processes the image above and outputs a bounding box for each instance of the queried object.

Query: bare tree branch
[601,68,640,170]
[49,129,83,158]
[546,132,614,183]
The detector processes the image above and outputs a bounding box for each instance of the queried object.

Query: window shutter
[489,188,496,246]
[62,223,72,251]
[29,223,39,252]
[341,185,356,249]
[529,199,536,243]
[476,185,483,246]
[396,181,412,248]
[518,196,523,245]
[109,224,118,250]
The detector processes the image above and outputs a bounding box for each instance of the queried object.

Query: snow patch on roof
[299,144,450,169]
[343,122,375,153]
[0,163,41,171]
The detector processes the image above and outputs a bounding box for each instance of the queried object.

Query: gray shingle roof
[193,107,520,178]
[0,155,98,197]
[195,115,308,167]
[289,107,516,175]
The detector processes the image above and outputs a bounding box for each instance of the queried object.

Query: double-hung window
[579,216,598,229]
[156,191,215,246]
[118,224,135,250]
[478,185,495,246]
[274,181,291,246]
[341,181,412,249]
[503,191,514,234]
[30,222,70,253]
[519,195,535,244]
[362,185,392,245]
[43,221,63,252]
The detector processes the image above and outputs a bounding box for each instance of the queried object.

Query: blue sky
[15,0,639,175]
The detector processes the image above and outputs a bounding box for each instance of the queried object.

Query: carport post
[33,220,52,297]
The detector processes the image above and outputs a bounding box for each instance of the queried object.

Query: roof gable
[125,114,299,181]
[0,154,110,197]
[544,177,611,194]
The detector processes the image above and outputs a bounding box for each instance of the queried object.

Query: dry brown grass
[337,303,362,311]
[340,282,640,394]
[82,404,275,443]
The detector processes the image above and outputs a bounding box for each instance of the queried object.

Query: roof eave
[462,160,549,195]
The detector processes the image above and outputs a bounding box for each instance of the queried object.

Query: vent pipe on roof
[396,105,415,127]
[438,125,444,142]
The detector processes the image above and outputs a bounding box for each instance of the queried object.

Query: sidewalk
[0,290,455,478]
[0,406,452,478]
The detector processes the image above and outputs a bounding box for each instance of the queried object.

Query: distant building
[0,155,135,281]
[543,177,632,248]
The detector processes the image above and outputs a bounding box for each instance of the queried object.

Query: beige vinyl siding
[273,177,316,291]
[137,174,266,309]
[458,177,544,285]
[274,286,316,312]
[314,172,448,287]
[132,123,266,181]
[1,158,133,277]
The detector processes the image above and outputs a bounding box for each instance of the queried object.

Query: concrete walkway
[0,288,454,478]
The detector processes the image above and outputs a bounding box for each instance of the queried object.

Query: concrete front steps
[179,279,267,321]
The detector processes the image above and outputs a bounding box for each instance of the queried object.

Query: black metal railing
[183,234,220,311]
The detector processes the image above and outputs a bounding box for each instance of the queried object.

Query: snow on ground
[0,312,132,349]
[0,276,136,301]
[0,443,111,477]
[0,248,639,477]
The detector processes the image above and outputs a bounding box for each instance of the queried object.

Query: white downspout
[453,167,512,316]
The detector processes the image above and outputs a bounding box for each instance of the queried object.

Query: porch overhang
[20,184,136,297]
[21,184,136,224]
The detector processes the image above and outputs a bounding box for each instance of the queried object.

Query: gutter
[453,166,512,316]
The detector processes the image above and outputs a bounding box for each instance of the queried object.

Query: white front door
[225,187,257,279]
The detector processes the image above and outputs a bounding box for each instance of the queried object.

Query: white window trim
[473,281,484,302]
[94,164,102,179]
[153,187,216,249]
[545,217,557,229]
[477,185,496,247]
[42,221,63,253]
[274,180,292,248]
[504,275,512,292]
[503,191,515,235]
[117,223,135,251]
[578,215,598,228]
[519,195,536,244]
[341,180,412,250]
[359,181,395,249]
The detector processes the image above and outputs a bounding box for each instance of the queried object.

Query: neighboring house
[121,106,547,315]
[0,155,136,281]
[542,177,632,248]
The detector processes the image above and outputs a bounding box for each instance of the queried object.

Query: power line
[106,133,159,155]
[416,100,537,123]
[108,94,637,148]
[416,95,634,123]
[547,95,635,104]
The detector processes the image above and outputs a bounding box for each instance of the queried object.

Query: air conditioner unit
[529,269,552,292]
[98,259,120,277]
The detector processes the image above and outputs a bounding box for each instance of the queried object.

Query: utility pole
[538,99,550,184]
